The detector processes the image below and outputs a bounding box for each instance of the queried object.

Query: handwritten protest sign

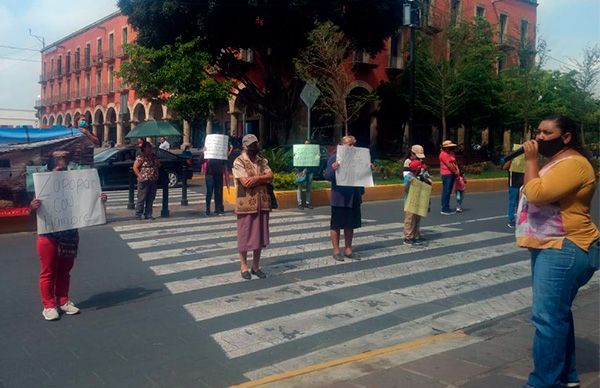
[33,169,106,234]
[404,178,432,217]
[509,143,525,173]
[204,134,229,160]
[335,146,374,187]
[293,144,320,167]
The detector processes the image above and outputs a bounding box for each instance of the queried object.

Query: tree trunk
[441,113,447,141]
[580,122,586,145]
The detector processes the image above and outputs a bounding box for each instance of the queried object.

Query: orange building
[37,0,536,148]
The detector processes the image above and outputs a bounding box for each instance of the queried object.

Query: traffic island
[223,178,508,209]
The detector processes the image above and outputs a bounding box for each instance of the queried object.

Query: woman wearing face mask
[324,135,364,261]
[232,134,273,280]
[518,116,599,388]
[29,151,107,321]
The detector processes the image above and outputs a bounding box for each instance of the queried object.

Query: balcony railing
[39,74,48,83]
[386,56,404,71]
[106,48,116,62]
[118,46,128,58]
[93,54,104,67]
[352,50,378,70]
[83,57,92,70]
[34,99,42,108]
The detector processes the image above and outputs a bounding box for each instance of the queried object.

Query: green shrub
[272,172,298,191]
[372,159,402,179]
[262,148,293,173]
[462,162,488,175]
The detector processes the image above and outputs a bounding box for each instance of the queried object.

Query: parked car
[273,144,331,178]
[93,147,193,190]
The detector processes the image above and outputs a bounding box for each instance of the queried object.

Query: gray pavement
[0,190,598,388]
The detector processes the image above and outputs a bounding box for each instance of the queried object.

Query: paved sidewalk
[257,286,599,388]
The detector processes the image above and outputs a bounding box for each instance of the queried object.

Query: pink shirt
[439,150,456,176]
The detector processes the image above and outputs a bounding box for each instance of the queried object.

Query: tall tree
[571,45,600,144]
[117,0,403,144]
[294,22,375,138]
[118,38,231,123]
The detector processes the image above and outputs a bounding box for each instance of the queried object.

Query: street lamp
[402,0,421,147]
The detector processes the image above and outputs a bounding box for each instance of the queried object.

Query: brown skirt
[237,211,270,252]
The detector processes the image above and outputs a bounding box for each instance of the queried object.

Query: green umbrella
[125,120,182,138]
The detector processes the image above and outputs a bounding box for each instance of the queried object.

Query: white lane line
[243,287,531,380]
[106,201,205,210]
[211,261,530,359]
[139,222,407,262]
[151,225,460,276]
[129,219,340,249]
[112,211,305,232]
[245,277,598,380]
[437,215,506,227]
[184,242,521,321]
[120,215,332,241]
[164,230,505,293]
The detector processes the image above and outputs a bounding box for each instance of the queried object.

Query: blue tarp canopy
[0,125,80,146]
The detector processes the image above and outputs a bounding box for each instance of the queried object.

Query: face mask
[246,147,259,156]
[538,136,565,158]
[79,120,87,128]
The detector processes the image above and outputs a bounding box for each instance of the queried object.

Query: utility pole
[28,29,45,50]
[403,1,420,146]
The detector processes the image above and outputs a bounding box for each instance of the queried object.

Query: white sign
[300,82,321,109]
[335,145,374,187]
[204,134,229,160]
[293,144,320,167]
[33,169,106,234]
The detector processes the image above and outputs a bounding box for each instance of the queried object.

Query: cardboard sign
[33,169,106,234]
[204,134,229,160]
[335,146,374,187]
[293,144,320,167]
[509,144,525,173]
[404,178,432,217]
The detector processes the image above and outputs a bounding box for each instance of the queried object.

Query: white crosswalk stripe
[111,210,596,380]
[104,188,207,210]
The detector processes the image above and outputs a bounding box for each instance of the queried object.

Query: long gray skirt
[237,211,270,252]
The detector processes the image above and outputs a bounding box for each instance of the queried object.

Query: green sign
[293,144,320,167]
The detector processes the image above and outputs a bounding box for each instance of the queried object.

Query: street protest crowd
[17,115,599,388]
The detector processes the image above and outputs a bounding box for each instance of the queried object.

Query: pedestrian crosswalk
[104,187,206,210]
[111,209,598,382]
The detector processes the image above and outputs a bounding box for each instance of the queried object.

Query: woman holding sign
[232,134,273,280]
[30,151,107,321]
[324,135,364,262]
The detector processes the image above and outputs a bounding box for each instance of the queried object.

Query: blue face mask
[79,120,87,128]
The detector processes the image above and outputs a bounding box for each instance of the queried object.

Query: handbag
[267,183,278,209]
[295,170,307,184]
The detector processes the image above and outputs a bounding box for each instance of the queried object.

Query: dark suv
[93,147,193,190]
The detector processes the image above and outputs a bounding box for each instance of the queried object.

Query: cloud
[0,0,118,110]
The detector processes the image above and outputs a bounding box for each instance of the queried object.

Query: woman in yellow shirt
[519,116,599,388]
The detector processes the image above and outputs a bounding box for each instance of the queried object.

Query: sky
[0,0,598,112]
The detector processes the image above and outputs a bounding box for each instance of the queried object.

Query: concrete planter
[224,178,508,209]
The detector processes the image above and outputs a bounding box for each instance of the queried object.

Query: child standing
[454,171,466,213]
[403,145,427,245]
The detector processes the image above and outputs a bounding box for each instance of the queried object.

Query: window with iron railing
[66,52,71,73]
[75,48,81,70]
[96,71,102,95]
[75,78,80,98]
[108,66,114,92]
[108,33,115,58]
[85,44,91,68]
[499,14,508,44]
[57,56,62,77]
[66,79,71,100]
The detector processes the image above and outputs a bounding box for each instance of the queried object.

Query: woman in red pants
[30,150,107,321]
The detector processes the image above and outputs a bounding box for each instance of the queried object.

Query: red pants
[37,236,75,308]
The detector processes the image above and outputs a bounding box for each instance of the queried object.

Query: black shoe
[205,211,211,217]
[333,253,345,262]
[403,239,414,246]
[135,215,143,220]
[251,268,267,279]
[241,270,251,280]
[298,204,304,210]
[145,216,155,220]
[305,204,313,209]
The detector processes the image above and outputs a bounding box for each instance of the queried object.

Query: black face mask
[538,137,565,158]
[246,147,259,157]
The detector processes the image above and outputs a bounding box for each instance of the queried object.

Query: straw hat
[441,140,457,149]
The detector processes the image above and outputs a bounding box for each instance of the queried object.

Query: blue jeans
[297,172,313,205]
[508,187,520,224]
[528,238,599,388]
[441,174,456,212]
[205,174,224,213]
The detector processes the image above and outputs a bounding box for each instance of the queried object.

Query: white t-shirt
[159,141,170,150]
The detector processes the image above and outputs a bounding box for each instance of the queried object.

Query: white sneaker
[42,307,60,321]
[60,301,80,315]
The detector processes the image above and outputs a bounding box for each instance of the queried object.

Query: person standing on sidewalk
[133,141,160,220]
[439,140,459,215]
[30,151,107,321]
[503,148,525,228]
[324,135,364,262]
[232,134,273,280]
[518,115,599,388]
[205,158,227,216]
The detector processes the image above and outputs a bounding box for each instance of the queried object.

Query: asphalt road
[1,190,598,388]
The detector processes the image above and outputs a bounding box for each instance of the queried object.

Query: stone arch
[132,102,146,123]
[56,114,63,126]
[93,105,105,121]
[65,112,72,127]
[84,110,93,128]
[73,111,81,126]
[346,80,374,95]
[49,115,56,126]
[42,116,48,126]
[148,102,164,120]
[105,107,118,144]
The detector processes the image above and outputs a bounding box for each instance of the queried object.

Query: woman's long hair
[544,115,592,162]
